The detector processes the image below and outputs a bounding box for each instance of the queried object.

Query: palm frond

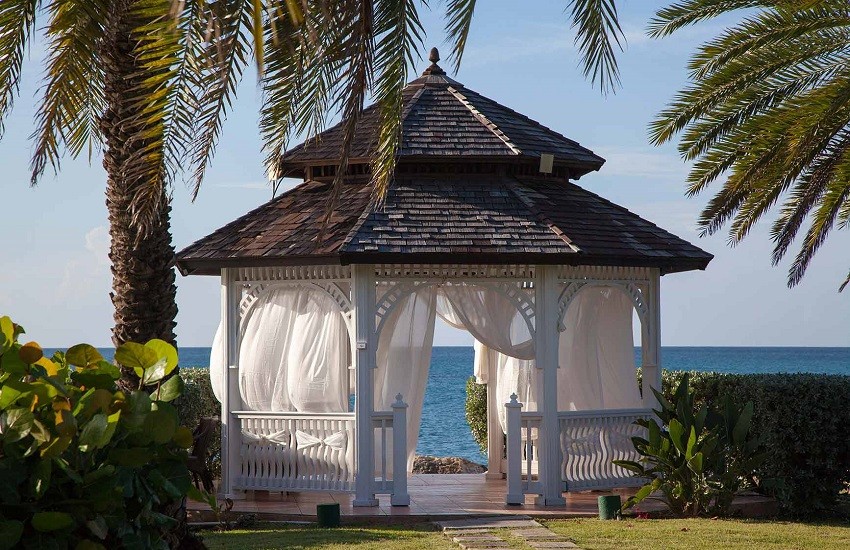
[187,0,253,199]
[0,0,39,137]
[30,0,108,184]
[567,0,624,94]
[445,0,476,73]
[323,0,375,224]
[653,0,850,288]
[372,0,425,200]
[648,0,765,38]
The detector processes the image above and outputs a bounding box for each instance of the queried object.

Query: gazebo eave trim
[176,251,711,277]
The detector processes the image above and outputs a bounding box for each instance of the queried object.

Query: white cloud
[58,226,110,298]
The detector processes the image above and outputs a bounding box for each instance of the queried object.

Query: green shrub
[617,374,767,517]
[0,316,195,549]
[465,377,487,454]
[466,368,850,516]
[178,367,221,478]
[656,370,850,516]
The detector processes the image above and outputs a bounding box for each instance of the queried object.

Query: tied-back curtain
[375,285,438,472]
[475,343,537,432]
[436,284,534,360]
[209,286,349,412]
[557,286,641,411]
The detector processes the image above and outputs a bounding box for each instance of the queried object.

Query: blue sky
[2,1,848,348]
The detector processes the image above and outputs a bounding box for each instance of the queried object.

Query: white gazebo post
[641,269,663,409]
[534,265,566,506]
[353,264,379,507]
[486,354,504,479]
[219,267,244,499]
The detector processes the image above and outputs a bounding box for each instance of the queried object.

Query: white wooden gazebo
[176,51,712,508]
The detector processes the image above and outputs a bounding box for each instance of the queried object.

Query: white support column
[353,264,379,507]
[220,268,244,499]
[641,269,662,409]
[486,355,504,479]
[391,394,410,506]
[534,265,566,506]
[504,394,523,505]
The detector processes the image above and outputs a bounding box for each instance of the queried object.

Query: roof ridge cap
[339,187,378,252]
[400,86,426,125]
[446,86,522,156]
[507,177,580,252]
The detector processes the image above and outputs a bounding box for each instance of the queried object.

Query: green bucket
[316,503,341,528]
[598,495,622,520]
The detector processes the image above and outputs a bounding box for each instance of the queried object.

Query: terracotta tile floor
[187,474,679,519]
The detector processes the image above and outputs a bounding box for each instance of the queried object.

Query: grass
[544,518,850,550]
[198,518,850,549]
[198,523,456,550]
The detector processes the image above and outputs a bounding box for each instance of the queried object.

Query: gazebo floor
[186,474,777,521]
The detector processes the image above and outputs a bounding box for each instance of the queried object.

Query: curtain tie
[295,430,347,451]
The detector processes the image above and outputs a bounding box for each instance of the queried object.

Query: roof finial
[423,46,445,76]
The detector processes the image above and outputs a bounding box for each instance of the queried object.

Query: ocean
[51,346,850,464]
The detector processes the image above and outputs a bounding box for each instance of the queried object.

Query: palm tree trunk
[98,4,197,549]
[100,0,178,389]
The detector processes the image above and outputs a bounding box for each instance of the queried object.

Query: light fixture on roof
[539,153,554,174]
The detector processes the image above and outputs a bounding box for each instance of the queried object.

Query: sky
[2,1,849,348]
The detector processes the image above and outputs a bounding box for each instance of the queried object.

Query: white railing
[234,411,356,492]
[370,394,410,506]
[558,408,651,491]
[505,395,543,504]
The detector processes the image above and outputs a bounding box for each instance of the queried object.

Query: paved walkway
[435,516,581,549]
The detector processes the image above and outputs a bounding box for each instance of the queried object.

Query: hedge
[465,370,850,516]
[177,367,221,478]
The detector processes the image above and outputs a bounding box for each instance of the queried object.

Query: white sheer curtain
[557,286,641,411]
[375,285,438,472]
[209,286,350,412]
[437,284,534,360]
[437,284,538,434]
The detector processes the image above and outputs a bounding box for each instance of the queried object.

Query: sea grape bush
[615,374,767,517]
[464,377,487,454]
[178,368,221,477]
[0,315,194,549]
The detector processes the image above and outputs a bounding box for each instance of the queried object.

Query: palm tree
[0,0,627,370]
[648,0,850,290]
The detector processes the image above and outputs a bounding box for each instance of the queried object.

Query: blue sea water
[51,346,850,464]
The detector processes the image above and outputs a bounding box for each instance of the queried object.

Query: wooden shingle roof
[176,175,712,275]
[177,50,712,276]
[277,57,604,179]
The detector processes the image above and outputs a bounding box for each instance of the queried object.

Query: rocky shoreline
[412,455,487,474]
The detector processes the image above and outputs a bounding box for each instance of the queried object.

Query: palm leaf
[0,0,39,137]
[30,0,108,184]
[567,0,625,94]
[445,0,476,73]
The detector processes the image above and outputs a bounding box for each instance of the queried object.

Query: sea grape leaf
[152,375,183,402]
[0,520,23,550]
[143,339,178,375]
[114,343,158,376]
[65,344,104,368]
[31,511,74,532]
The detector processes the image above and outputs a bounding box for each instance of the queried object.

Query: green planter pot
[316,503,341,528]
[598,495,622,520]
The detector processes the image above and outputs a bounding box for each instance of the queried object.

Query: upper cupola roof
[278,48,605,179]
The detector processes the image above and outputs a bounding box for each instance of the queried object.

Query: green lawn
[545,518,850,550]
[198,524,456,550]
[198,519,850,550]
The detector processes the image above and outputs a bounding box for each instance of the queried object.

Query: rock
[413,455,487,474]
